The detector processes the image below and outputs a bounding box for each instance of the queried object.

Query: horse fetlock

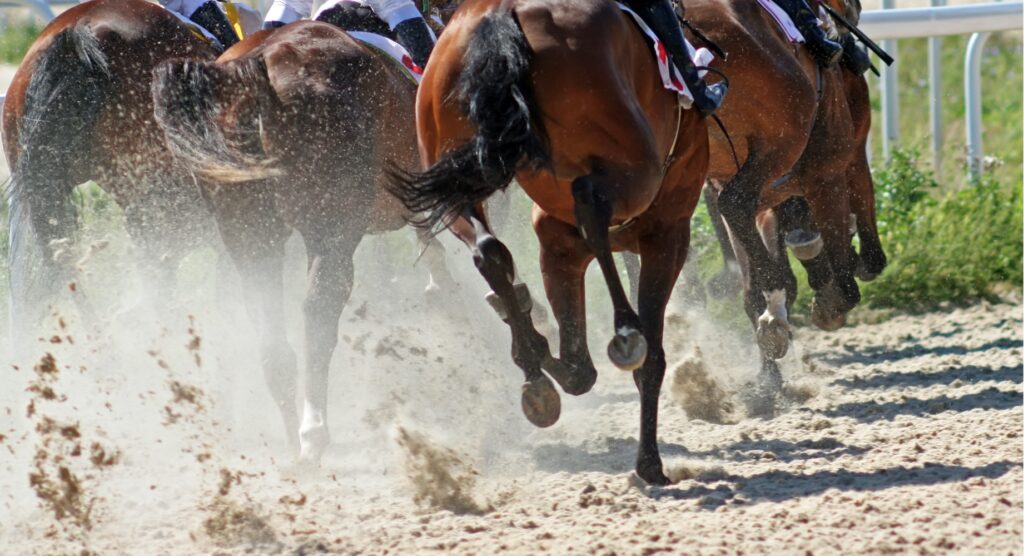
[542,354,596,396]
[810,281,851,332]
[521,375,561,428]
[784,228,824,261]
[608,327,648,371]
[298,401,330,462]
[484,282,533,321]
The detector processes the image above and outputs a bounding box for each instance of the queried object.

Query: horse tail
[388,9,549,231]
[151,57,283,184]
[8,25,111,329]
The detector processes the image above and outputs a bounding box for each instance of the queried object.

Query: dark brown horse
[151,20,455,462]
[2,0,222,343]
[679,0,884,398]
[390,0,710,484]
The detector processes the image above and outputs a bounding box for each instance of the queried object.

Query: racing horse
[679,0,885,398]
[2,0,224,343]
[151,20,456,461]
[390,0,711,484]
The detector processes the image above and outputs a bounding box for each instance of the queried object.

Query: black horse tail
[8,24,111,330]
[388,8,549,231]
[151,57,283,184]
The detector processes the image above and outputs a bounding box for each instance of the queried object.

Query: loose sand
[0,241,1019,555]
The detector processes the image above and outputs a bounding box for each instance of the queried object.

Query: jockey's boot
[775,0,842,67]
[393,17,435,69]
[626,0,726,117]
[190,1,240,49]
[263,20,287,30]
[840,34,872,75]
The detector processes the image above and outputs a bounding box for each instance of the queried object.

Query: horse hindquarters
[390,9,566,428]
[6,25,111,342]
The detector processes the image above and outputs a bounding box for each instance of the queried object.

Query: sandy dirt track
[0,249,1020,556]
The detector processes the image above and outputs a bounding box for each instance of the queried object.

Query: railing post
[880,0,900,160]
[928,0,945,178]
[965,31,991,181]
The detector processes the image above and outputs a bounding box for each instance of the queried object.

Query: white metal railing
[859,1,1024,179]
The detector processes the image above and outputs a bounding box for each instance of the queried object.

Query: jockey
[621,0,726,117]
[262,0,435,69]
[160,0,240,49]
[772,0,843,66]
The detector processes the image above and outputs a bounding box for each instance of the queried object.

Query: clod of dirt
[202,499,278,548]
[395,427,489,515]
[669,348,737,424]
[666,460,730,483]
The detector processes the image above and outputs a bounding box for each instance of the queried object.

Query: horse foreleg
[847,154,887,281]
[298,232,361,464]
[534,209,597,396]
[803,178,860,332]
[570,174,646,371]
[450,208,561,429]
[211,187,299,453]
[633,220,689,485]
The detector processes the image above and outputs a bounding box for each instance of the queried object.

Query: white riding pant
[265,0,422,30]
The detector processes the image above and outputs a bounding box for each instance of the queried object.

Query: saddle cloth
[615,3,714,107]
[755,0,806,43]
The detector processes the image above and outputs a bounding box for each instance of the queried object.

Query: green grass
[0,20,42,64]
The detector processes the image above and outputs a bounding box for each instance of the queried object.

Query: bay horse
[2,0,224,344]
[678,0,885,398]
[151,20,455,462]
[390,0,710,484]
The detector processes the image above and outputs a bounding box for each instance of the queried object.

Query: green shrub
[0,21,42,64]
[859,149,1023,307]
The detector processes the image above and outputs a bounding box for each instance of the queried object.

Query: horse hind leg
[570,174,646,371]
[297,229,363,465]
[453,209,562,429]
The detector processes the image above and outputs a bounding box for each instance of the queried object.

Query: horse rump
[387,8,549,232]
[151,57,283,183]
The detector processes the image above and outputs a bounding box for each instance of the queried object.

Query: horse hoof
[298,425,330,463]
[608,329,647,371]
[521,375,561,428]
[784,229,823,261]
[636,462,671,486]
[854,260,880,282]
[811,299,847,331]
[756,318,790,360]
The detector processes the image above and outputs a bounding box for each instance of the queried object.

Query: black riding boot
[625,0,726,117]
[774,0,842,67]
[262,20,287,31]
[840,33,872,75]
[393,17,435,69]
[190,1,240,49]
